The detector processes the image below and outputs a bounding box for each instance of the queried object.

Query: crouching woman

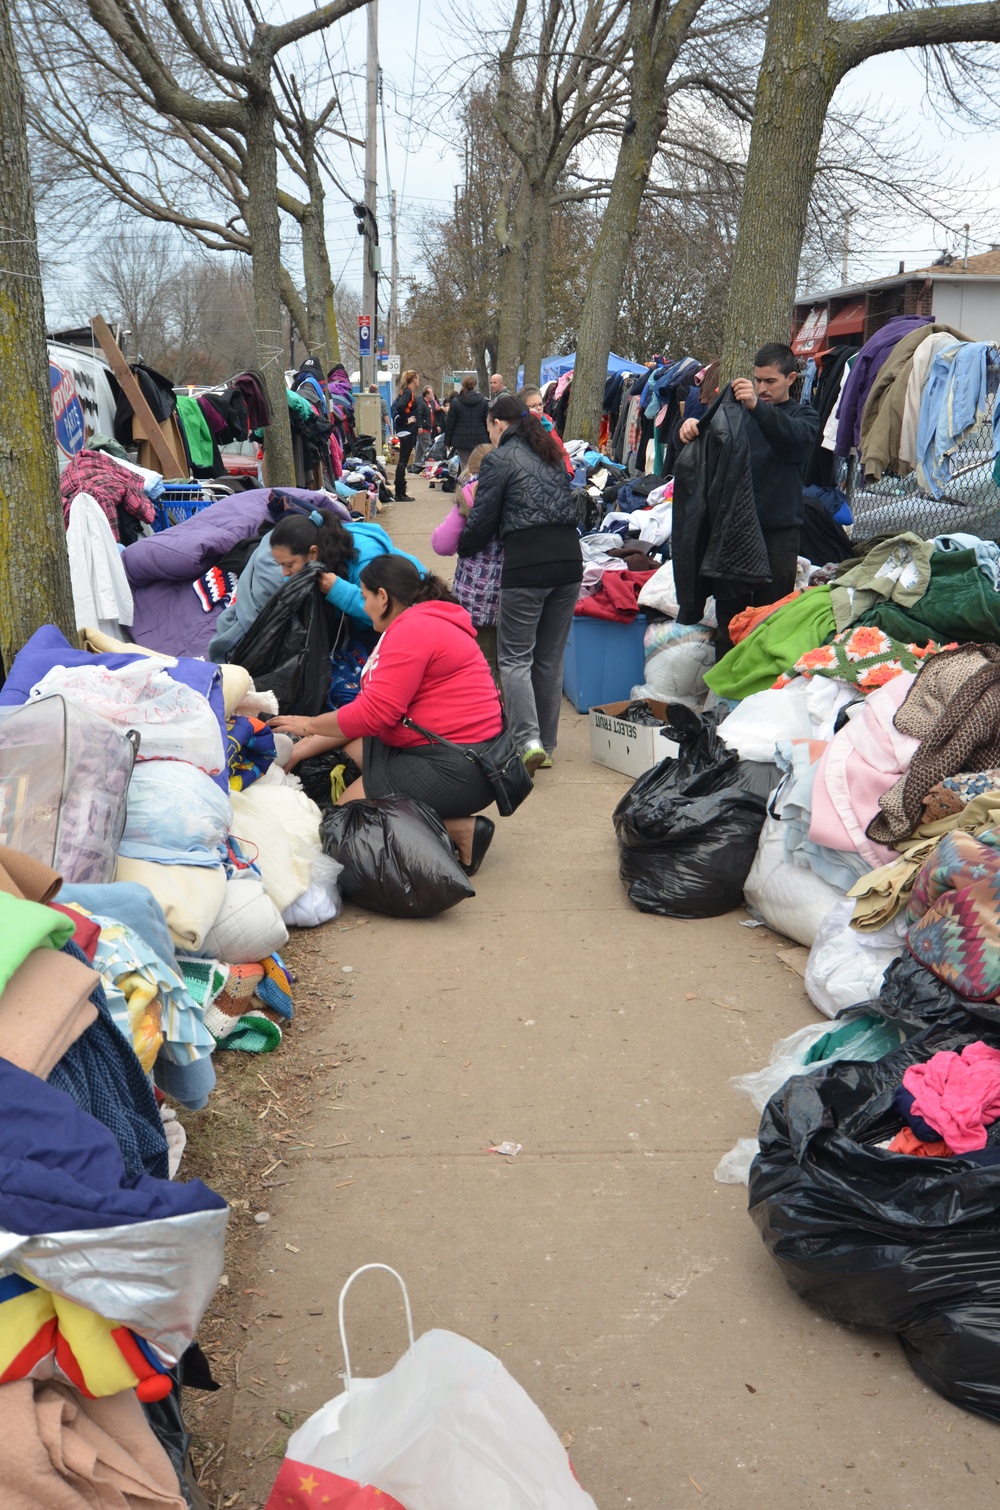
[271,557,502,875]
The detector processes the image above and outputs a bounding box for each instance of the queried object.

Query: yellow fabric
[52,1297,138,1398]
[115,972,162,1074]
[0,1288,55,1376]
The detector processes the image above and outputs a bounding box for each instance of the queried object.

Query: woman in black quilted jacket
[456,394,582,774]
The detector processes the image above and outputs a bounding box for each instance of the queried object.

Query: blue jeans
[497,583,579,754]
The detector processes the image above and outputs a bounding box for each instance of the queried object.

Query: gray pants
[497,583,579,754]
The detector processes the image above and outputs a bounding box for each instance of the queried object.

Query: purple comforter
[124,487,348,657]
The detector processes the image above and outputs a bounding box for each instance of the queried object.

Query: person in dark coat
[390,370,421,500]
[677,342,819,655]
[444,375,490,469]
[457,394,583,773]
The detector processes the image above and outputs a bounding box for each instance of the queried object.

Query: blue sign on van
[50,362,86,458]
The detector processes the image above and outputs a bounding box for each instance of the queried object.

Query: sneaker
[522,745,546,776]
[394,493,415,502]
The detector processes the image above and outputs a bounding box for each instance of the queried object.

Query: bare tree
[0,0,74,662]
[18,0,357,373]
[721,0,1000,378]
[566,0,765,439]
[19,0,373,483]
[491,0,630,385]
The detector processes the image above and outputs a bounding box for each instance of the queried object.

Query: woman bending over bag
[271,557,503,875]
[209,508,424,661]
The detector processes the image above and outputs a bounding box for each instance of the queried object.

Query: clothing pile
[0,839,230,1502]
[0,623,345,1073]
[817,316,1000,499]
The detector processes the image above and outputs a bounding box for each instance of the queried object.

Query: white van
[47,339,119,473]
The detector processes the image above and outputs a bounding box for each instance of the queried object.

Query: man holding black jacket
[677,342,819,654]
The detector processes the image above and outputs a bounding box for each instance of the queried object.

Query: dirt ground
[185,477,1000,1508]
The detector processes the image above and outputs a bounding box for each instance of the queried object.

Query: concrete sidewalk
[225,482,1000,1507]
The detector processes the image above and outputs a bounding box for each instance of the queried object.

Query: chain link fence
[843,351,1000,544]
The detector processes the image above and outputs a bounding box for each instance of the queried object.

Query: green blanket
[856,548,1000,646]
[704,585,836,700]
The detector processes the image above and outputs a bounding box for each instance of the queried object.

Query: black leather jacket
[457,429,577,553]
[672,388,772,621]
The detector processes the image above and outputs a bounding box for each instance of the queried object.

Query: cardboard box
[589,700,678,780]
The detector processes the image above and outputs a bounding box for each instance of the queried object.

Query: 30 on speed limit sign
[387,354,401,374]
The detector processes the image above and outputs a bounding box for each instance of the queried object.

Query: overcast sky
[39,0,1000,323]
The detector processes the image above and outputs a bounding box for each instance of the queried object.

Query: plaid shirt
[60,450,155,541]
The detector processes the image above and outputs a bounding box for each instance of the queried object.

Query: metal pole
[964,223,971,271]
[362,0,378,389]
[389,189,399,356]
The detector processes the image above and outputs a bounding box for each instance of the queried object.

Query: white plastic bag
[743,815,844,946]
[730,1015,904,1114]
[714,1138,760,1185]
[29,661,224,774]
[120,760,232,864]
[804,897,904,1019]
[265,1266,597,1510]
[282,850,344,928]
[642,639,715,703]
[718,676,855,764]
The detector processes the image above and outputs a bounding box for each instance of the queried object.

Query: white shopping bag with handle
[265,1264,598,1510]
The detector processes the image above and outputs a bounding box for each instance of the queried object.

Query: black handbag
[402,717,533,817]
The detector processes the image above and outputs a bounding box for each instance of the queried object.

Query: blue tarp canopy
[536,351,639,386]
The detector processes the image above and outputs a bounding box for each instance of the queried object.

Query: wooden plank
[89,315,186,477]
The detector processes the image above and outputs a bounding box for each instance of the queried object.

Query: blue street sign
[358,315,371,357]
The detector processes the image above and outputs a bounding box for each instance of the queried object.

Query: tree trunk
[496,181,532,380]
[720,0,837,381]
[244,78,295,484]
[0,6,74,664]
[520,185,551,390]
[564,102,659,442]
[299,138,340,367]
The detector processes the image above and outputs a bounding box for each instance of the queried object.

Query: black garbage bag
[294,750,361,808]
[845,954,1000,1034]
[612,705,768,918]
[321,795,474,917]
[750,1024,1000,1422]
[229,563,332,715]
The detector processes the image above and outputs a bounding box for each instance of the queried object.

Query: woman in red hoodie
[271,556,503,874]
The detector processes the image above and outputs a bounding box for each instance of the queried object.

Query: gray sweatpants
[497,583,579,754]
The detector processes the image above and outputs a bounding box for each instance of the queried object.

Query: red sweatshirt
[337,601,503,748]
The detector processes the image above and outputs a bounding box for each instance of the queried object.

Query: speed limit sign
[387,354,401,374]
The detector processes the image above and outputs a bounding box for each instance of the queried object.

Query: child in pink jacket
[431,444,501,677]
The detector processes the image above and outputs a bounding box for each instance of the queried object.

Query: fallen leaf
[744,1383,757,1394]
[560,1429,576,1449]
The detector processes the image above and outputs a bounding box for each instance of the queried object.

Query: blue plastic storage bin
[562,614,648,713]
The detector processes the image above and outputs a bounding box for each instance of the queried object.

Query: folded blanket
[0,1379,185,1510]
[0,950,98,1078]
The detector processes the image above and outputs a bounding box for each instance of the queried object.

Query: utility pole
[362,0,379,389]
[389,189,399,356]
[841,208,854,285]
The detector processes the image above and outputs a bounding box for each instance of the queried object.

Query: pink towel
[809,672,918,868]
[903,1042,1000,1153]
